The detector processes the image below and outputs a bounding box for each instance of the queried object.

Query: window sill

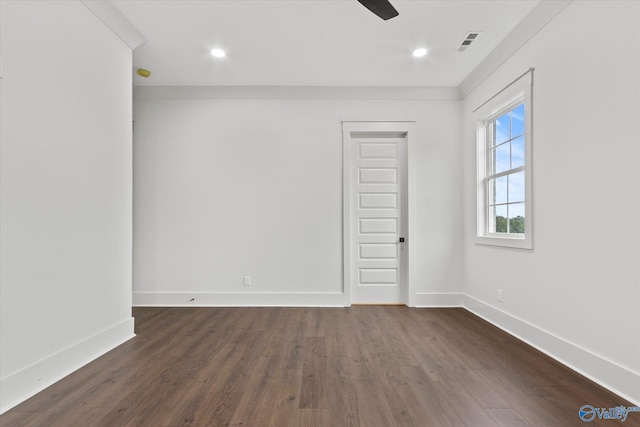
[475,234,532,250]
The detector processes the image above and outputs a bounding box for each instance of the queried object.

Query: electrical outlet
[497,289,503,303]
[243,276,251,286]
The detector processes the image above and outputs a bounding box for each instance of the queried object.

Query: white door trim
[342,121,416,307]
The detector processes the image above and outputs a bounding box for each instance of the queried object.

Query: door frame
[342,121,416,307]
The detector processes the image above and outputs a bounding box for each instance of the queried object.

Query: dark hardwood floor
[1,307,637,427]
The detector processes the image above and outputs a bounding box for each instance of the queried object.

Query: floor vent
[457,32,481,53]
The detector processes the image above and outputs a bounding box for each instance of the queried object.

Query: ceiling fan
[358,0,399,20]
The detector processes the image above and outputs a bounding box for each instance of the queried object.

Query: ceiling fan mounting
[357,0,399,20]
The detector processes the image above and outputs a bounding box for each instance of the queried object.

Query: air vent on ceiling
[456,32,481,53]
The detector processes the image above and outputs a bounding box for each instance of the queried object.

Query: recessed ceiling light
[210,48,226,58]
[412,48,428,58]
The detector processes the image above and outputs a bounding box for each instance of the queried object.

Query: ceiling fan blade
[357,0,399,20]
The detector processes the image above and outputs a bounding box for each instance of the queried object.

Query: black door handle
[399,237,405,243]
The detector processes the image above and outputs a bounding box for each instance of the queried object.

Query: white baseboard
[413,292,464,307]
[463,294,640,406]
[133,291,466,308]
[0,317,135,415]
[133,291,345,307]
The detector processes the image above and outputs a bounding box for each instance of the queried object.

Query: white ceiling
[112,0,540,87]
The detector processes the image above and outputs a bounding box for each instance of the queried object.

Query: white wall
[0,0,134,413]
[461,1,640,404]
[133,90,462,307]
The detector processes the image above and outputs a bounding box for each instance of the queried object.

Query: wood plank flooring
[2,307,637,427]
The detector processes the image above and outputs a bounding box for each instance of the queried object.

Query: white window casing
[474,71,533,249]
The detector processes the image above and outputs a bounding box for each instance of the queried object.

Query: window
[475,74,532,249]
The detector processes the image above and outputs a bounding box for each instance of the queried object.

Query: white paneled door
[344,123,409,305]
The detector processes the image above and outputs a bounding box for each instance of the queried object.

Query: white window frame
[474,75,533,249]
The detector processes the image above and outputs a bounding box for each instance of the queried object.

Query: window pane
[509,203,525,234]
[511,136,525,169]
[511,104,525,137]
[492,205,508,233]
[494,113,510,145]
[508,171,524,203]
[493,176,507,204]
[493,143,511,174]
[479,90,530,244]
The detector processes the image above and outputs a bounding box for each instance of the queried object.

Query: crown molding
[459,0,572,98]
[81,0,146,50]
[133,85,461,101]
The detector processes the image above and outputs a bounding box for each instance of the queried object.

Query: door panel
[359,243,397,259]
[359,168,397,184]
[359,218,397,234]
[359,142,397,159]
[359,193,397,209]
[359,268,398,284]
